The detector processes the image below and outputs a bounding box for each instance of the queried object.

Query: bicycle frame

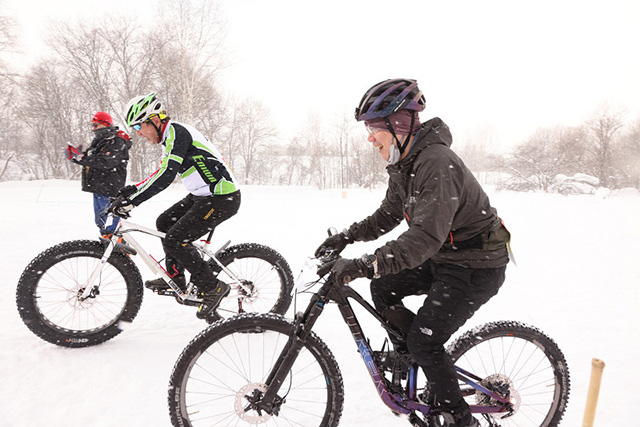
[257,278,512,418]
[78,216,252,304]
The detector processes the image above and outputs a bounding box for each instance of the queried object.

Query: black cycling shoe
[440,412,481,427]
[196,280,230,320]
[145,274,186,291]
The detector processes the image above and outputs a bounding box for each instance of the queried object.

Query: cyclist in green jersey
[111,93,241,320]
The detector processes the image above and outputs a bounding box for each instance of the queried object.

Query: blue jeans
[93,193,119,235]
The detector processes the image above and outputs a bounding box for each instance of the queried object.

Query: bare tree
[14,61,81,179]
[349,133,387,189]
[228,98,277,183]
[455,124,499,184]
[155,0,229,140]
[281,136,309,186]
[585,103,625,188]
[45,19,163,181]
[499,125,587,192]
[617,117,640,189]
[35,2,230,182]
[0,1,18,180]
[301,113,333,189]
[331,113,356,188]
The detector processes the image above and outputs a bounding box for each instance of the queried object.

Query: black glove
[314,230,354,258]
[117,185,138,197]
[329,258,370,285]
[109,196,134,218]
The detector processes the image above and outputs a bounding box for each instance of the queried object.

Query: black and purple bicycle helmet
[355,78,426,121]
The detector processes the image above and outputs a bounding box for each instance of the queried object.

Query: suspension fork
[79,236,117,300]
[257,290,329,414]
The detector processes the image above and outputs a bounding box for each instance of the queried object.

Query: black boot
[440,411,480,427]
[144,273,186,290]
[192,265,230,321]
[196,279,230,321]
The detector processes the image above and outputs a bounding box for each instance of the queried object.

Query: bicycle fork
[254,292,328,415]
[78,239,116,301]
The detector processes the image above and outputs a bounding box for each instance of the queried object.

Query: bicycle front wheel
[16,240,143,347]
[211,243,294,320]
[445,321,570,427]
[168,313,344,427]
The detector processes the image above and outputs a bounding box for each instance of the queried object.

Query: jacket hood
[92,126,117,141]
[92,126,132,149]
[415,117,452,149]
[392,117,452,169]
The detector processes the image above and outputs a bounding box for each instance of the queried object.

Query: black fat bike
[167,253,570,426]
[16,214,294,348]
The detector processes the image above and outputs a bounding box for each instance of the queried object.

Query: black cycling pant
[370,259,506,415]
[156,191,241,291]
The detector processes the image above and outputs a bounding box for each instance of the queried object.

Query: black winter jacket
[348,117,510,274]
[75,127,131,196]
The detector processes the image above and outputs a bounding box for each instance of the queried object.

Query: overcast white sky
[4,0,640,150]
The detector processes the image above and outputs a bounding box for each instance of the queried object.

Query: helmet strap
[384,114,416,156]
[150,119,163,142]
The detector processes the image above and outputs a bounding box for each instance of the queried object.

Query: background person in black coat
[66,111,132,236]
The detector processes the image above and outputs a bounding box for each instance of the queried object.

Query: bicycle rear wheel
[168,313,344,427]
[16,240,143,347]
[210,243,293,320]
[440,321,570,427]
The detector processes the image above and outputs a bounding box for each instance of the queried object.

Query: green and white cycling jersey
[130,120,239,206]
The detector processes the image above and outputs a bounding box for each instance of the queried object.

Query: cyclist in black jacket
[111,93,241,320]
[315,79,510,427]
[66,111,131,236]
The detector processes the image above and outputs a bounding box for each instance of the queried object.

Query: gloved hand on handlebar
[314,229,354,258]
[117,184,138,198]
[109,195,134,218]
[318,254,378,285]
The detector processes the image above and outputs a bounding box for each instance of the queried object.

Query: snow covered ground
[1,180,638,426]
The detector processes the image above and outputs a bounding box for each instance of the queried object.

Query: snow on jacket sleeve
[129,125,189,206]
[78,137,129,171]
[373,151,464,276]
[347,183,405,242]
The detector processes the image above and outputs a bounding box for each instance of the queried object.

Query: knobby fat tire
[441,321,571,427]
[168,313,344,427]
[213,243,294,316]
[16,240,144,348]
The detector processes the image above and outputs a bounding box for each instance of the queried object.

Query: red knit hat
[91,111,113,127]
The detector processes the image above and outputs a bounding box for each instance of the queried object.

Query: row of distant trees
[0,0,386,189]
[457,105,640,192]
[1,1,638,192]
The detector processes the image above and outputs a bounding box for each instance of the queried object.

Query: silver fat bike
[16,213,294,348]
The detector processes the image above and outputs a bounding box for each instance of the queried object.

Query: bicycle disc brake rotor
[476,373,520,419]
[238,280,257,301]
[234,382,271,423]
[71,287,98,309]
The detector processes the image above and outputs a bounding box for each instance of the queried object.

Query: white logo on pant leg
[420,327,433,336]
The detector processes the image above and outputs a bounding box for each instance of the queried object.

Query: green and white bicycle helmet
[125,93,165,127]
